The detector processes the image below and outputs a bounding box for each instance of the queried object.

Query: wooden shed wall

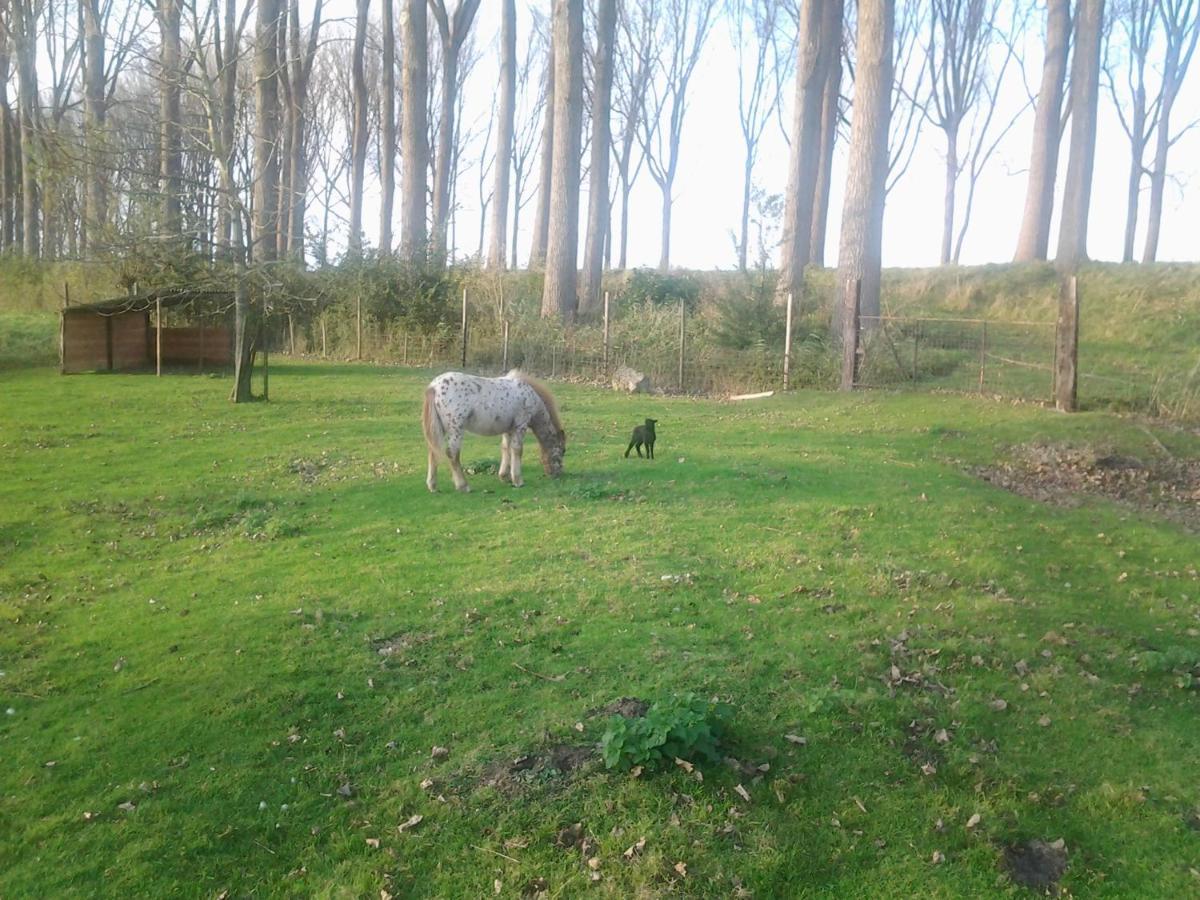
[162,326,233,365]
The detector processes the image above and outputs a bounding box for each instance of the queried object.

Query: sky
[293,1,1199,269]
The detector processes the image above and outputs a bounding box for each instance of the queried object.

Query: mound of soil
[479,744,595,792]
[977,443,1200,530]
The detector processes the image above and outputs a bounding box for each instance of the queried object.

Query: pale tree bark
[380,0,396,256]
[487,0,516,269]
[276,12,293,256]
[286,0,323,261]
[400,0,429,261]
[540,0,583,321]
[1014,0,1071,262]
[580,0,617,315]
[1142,0,1200,263]
[348,0,369,257]
[776,0,838,302]
[429,0,483,264]
[0,20,12,251]
[157,0,183,237]
[837,0,894,338]
[510,18,549,269]
[639,0,720,273]
[528,42,555,268]
[81,0,107,254]
[810,0,844,267]
[12,0,39,256]
[1056,0,1105,273]
[886,0,931,197]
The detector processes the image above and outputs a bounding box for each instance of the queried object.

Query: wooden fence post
[502,320,510,373]
[1054,275,1079,412]
[978,320,988,392]
[460,287,468,369]
[678,298,686,392]
[783,291,794,390]
[911,324,920,381]
[320,313,327,358]
[155,295,163,377]
[402,329,408,366]
[288,313,295,356]
[602,290,611,375]
[839,279,861,392]
[355,294,362,360]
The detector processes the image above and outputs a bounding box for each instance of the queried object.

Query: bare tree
[540,0,584,320]
[0,13,13,251]
[1142,0,1200,262]
[429,0,483,263]
[922,0,1030,264]
[528,39,555,268]
[1014,0,1071,262]
[485,0,517,269]
[374,0,395,256]
[81,0,107,253]
[1104,0,1157,263]
[12,0,40,256]
[776,0,839,302]
[284,0,323,261]
[1057,0,1105,273]
[156,0,183,236]
[400,0,429,261]
[810,0,845,266]
[510,16,549,268]
[886,0,931,196]
[580,0,617,314]
[728,0,792,271]
[638,0,719,272]
[611,2,654,270]
[837,0,894,350]
[347,0,369,257]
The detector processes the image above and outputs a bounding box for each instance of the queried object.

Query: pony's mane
[508,370,564,434]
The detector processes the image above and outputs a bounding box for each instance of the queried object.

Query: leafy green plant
[599,693,732,771]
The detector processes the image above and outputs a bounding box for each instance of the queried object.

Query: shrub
[613,268,701,310]
[600,693,732,771]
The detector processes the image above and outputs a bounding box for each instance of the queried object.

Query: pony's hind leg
[426,449,438,493]
[446,430,470,492]
[498,434,512,482]
[508,429,526,487]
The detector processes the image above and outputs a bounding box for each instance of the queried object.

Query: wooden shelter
[60,289,235,374]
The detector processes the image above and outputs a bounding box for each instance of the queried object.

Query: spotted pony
[421,370,566,493]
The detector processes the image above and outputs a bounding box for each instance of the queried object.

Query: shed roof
[66,288,235,316]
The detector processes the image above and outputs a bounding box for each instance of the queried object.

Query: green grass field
[2,361,1198,898]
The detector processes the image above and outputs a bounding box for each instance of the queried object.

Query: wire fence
[261,290,1196,420]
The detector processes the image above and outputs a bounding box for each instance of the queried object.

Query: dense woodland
[0,0,1197,399]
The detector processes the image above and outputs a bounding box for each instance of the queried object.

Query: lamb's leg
[625,439,635,458]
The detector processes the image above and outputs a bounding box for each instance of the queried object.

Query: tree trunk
[810,0,844,267]
[81,0,107,255]
[0,46,11,252]
[529,44,556,268]
[348,0,369,257]
[540,0,583,320]
[432,50,459,263]
[487,0,516,269]
[287,0,322,262]
[275,12,293,257]
[1056,0,1104,274]
[1121,85,1147,263]
[580,0,616,315]
[253,0,281,263]
[380,0,396,257]
[1014,0,1070,262]
[158,0,183,237]
[13,0,38,256]
[776,0,837,304]
[658,179,673,272]
[400,0,429,262]
[737,154,752,270]
[836,0,893,334]
[941,123,959,265]
[217,0,238,260]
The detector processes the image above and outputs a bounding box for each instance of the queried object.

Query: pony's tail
[422,386,445,458]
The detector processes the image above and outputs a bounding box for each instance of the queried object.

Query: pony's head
[540,428,567,477]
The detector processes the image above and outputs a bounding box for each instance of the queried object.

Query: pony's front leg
[426,449,439,492]
[508,429,526,487]
[498,434,512,483]
[447,432,470,492]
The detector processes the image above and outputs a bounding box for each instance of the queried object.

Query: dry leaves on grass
[398,814,423,833]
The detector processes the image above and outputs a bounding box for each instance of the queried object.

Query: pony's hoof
[456,484,471,493]
[511,481,524,488]
[426,482,437,493]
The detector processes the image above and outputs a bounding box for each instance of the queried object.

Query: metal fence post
[460,287,468,369]
[978,320,988,392]
[602,290,610,376]
[839,279,861,391]
[783,291,794,390]
[911,323,920,381]
[155,295,163,377]
[355,294,362,360]
[678,297,686,392]
[502,320,510,373]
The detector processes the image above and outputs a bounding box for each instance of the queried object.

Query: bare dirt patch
[977,443,1200,530]
[372,632,434,657]
[478,744,596,793]
[1002,838,1068,891]
[588,697,649,719]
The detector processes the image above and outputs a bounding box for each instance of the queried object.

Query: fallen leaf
[586,857,600,870]
[420,778,434,791]
[365,838,380,849]
[932,850,945,864]
[337,782,354,798]
[674,861,688,878]
[623,837,647,859]
[573,722,584,733]
[784,734,807,746]
[117,801,136,813]
[431,746,449,760]
[921,762,937,776]
[82,811,97,821]
[734,784,751,802]
[934,729,950,744]
[1038,715,1052,727]
[674,757,694,774]
[989,698,1008,711]
[966,813,981,829]
[493,879,502,895]
[398,814,423,833]
[630,765,643,778]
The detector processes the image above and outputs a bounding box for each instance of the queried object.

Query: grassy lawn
[1,361,1198,898]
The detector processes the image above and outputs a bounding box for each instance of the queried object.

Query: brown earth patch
[478,744,596,793]
[1002,838,1068,891]
[588,697,649,719]
[977,443,1200,530]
